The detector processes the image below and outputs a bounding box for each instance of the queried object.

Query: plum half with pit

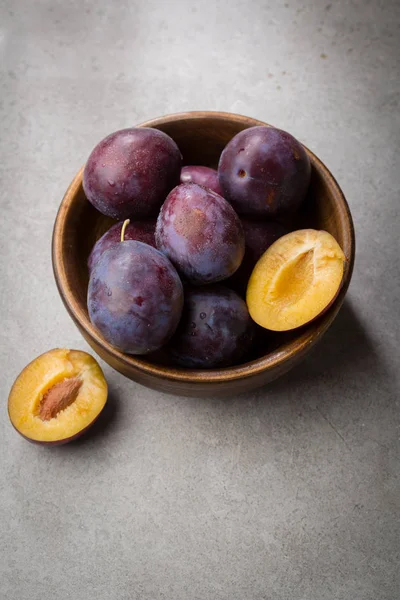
[88,219,156,274]
[180,165,223,195]
[218,126,311,218]
[167,285,255,368]
[8,349,108,445]
[83,127,182,219]
[88,237,184,354]
[156,183,245,284]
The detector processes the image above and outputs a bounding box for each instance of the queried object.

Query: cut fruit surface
[8,349,108,444]
[246,229,346,331]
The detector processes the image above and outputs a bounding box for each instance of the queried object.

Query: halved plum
[246,229,346,331]
[8,349,108,445]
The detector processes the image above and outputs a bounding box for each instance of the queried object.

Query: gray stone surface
[1,0,399,598]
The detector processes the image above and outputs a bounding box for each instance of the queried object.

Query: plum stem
[121,219,130,242]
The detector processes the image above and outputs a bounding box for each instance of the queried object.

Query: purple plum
[88,219,156,274]
[180,165,223,195]
[168,285,255,368]
[218,126,311,218]
[83,127,182,219]
[88,241,183,354]
[155,183,245,284]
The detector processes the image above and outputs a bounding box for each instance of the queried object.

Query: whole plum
[88,219,156,274]
[88,241,183,354]
[168,285,255,368]
[218,126,311,218]
[156,183,245,284]
[83,127,182,219]
[228,218,290,293]
[180,165,223,195]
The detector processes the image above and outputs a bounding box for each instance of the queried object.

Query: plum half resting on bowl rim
[88,221,184,354]
[8,349,108,445]
[246,229,346,331]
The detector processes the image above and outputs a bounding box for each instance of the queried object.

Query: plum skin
[83,127,182,220]
[156,183,245,284]
[88,241,184,354]
[167,285,255,368]
[218,126,311,217]
[180,165,223,195]
[240,218,290,267]
[9,415,103,446]
[88,219,156,273]
[228,218,290,293]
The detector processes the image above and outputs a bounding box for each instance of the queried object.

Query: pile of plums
[85,125,312,368]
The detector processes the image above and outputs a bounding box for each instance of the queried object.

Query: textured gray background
[1,0,399,598]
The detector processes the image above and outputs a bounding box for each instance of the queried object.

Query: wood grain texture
[52,111,355,397]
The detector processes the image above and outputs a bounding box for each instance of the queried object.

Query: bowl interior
[54,112,354,382]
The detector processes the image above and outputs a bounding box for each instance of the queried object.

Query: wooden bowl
[52,111,355,397]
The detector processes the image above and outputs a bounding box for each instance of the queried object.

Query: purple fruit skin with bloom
[83,127,182,220]
[88,219,156,274]
[218,126,311,217]
[168,285,255,368]
[180,165,223,195]
[88,241,183,354]
[155,183,245,284]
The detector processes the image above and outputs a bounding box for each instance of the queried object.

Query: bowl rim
[52,110,355,384]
